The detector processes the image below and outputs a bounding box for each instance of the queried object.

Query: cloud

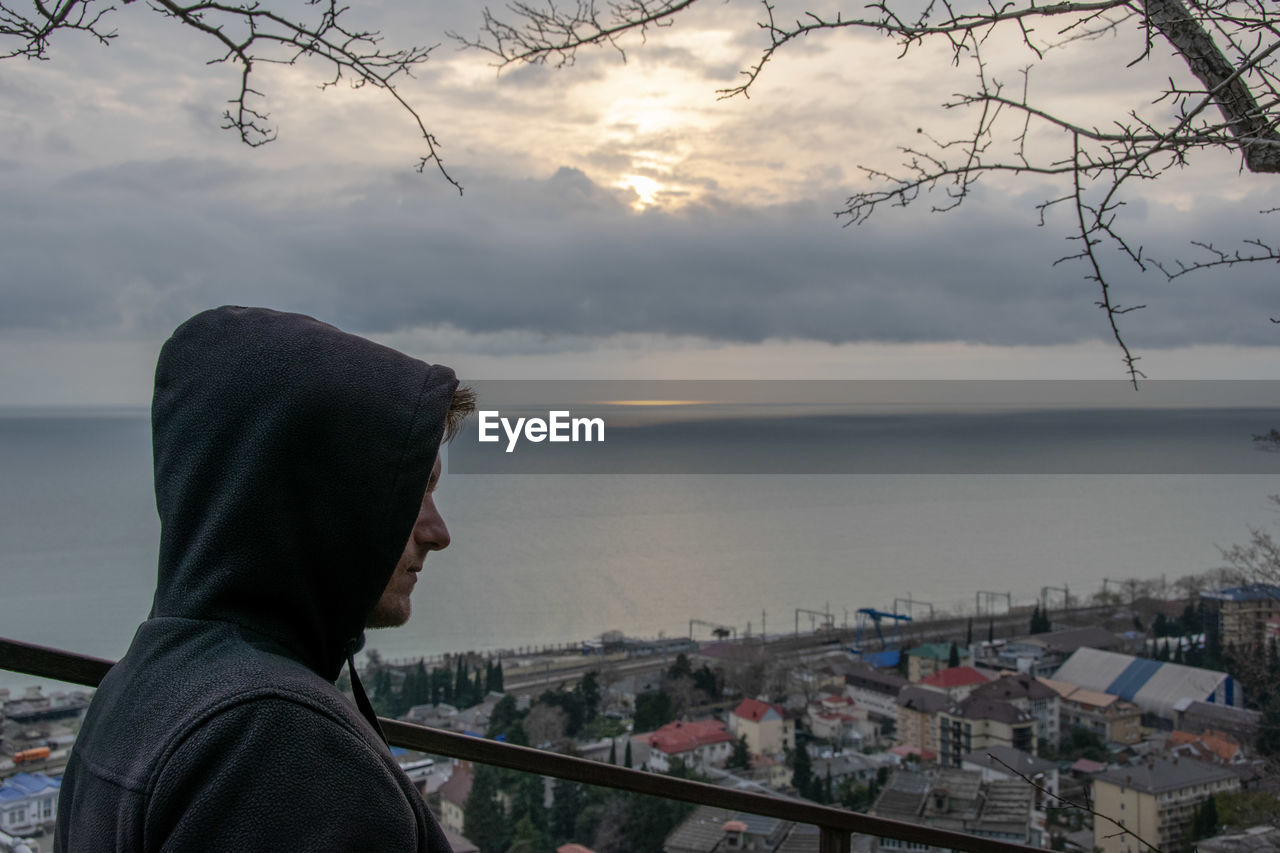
[0,0,1276,380]
[2,150,1275,352]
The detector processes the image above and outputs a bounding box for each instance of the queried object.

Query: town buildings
[1051,648,1241,722]
[869,768,1034,851]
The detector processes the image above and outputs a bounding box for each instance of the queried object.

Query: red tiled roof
[1168,729,1240,763]
[437,763,473,805]
[888,745,937,761]
[1071,758,1107,774]
[733,698,784,722]
[920,666,990,689]
[647,719,732,755]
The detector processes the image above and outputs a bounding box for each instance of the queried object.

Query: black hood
[150,307,457,681]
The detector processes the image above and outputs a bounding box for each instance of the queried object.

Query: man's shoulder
[77,618,373,783]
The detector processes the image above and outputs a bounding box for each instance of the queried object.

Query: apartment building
[1039,677,1142,745]
[1201,584,1280,650]
[1091,756,1240,853]
[971,673,1061,746]
[935,696,1036,769]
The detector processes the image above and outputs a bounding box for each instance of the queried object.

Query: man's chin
[366,604,411,629]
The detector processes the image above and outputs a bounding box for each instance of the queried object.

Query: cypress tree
[624,738,633,769]
[792,744,813,800]
[463,764,510,852]
[454,658,468,705]
[727,735,751,770]
[1201,793,1218,838]
[550,777,583,842]
[948,642,960,669]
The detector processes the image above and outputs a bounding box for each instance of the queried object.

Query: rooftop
[971,673,1056,703]
[1094,755,1239,794]
[1201,584,1280,603]
[943,695,1033,725]
[908,643,965,661]
[734,698,785,723]
[1037,676,1125,709]
[962,745,1055,778]
[1017,626,1121,654]
[898,685,951,714]
[843,661,908,693]
[921,666,990,690]
[437,763,472,806]
[0,772,59,802]
[648,719,733,755]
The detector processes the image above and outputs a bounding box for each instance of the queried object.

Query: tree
[578,670,601,720]
[791,742,813,800]
[550,777,584,843]
[456,0,1280,381]
[488,694,524,740]
[511,773,549,836]
[668,653,693,681]
[633,689,675,733]
[727,735,752,770]
[1191,793,1219,841]
[947,641,961,669]
[525,702,569,747]
[692,665,720,700]
[508,814,551,853]
[624,739,633,769]
[464,764,511,853]
[1,0,458,186]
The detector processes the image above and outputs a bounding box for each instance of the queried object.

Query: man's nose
[415,504,450,551]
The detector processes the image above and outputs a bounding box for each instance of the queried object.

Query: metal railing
[0,636,1043,853]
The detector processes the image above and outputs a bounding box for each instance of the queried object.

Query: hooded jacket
[55,307,456,851]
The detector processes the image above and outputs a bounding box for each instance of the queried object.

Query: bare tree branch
[459,0,1280,376]
[1,0,461,189]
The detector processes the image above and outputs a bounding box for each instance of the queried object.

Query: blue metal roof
[0,772,60,802]
[1105,657,1163,701]
[863,649,901,668]
[1202,584,1280,602]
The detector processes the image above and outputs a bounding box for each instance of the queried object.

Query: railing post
[819,825,852,853]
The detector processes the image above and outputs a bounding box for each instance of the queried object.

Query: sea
[3,399,1280,693]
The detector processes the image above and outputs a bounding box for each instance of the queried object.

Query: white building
[0,773,59,837]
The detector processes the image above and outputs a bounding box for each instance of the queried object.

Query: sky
[2,0,1279,405]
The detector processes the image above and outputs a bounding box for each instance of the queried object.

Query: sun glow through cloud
[618,174,661,209]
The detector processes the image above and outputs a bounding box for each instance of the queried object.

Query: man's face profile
[367,454,449,628]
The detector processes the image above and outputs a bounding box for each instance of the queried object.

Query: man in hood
[55,306,471,851]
